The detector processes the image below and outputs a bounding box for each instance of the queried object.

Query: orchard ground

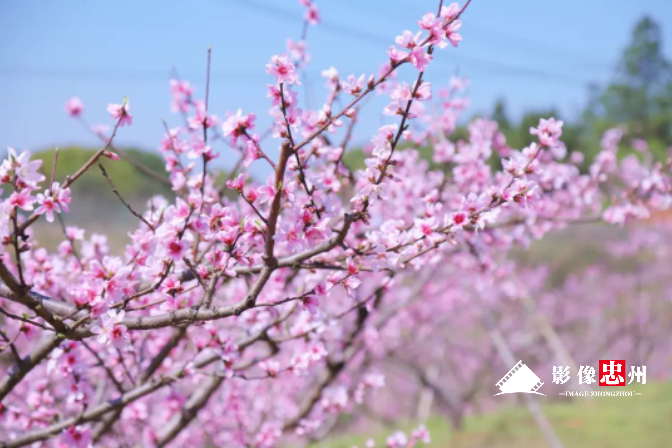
[312,382,672,448]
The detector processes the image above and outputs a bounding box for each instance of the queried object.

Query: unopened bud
[103,151,120,160]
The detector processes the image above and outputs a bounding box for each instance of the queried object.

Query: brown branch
[10,198,25,286]
[0,307,53,331]
[17,111,125,235]
[153,307,294,447]
[0,261,71,335]
[156,375,224,447]
[279,83,319,217]
[78,116,171,186]
[182,258,207,292]
[99,164,155,231]
[2,314,288,448]
[0,334,61,402]
[200,47,212,209]
[93,327,188,442]
[0,214,354,338]
[264,141,292,264]
[81,340,124,393]
[0,330,22,364]
[292,62,401,154]
[49,147,60,187]
[56,214,83,266]
[283,285,385,430]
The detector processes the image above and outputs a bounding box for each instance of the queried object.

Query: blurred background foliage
[311,383,672,448]
[35,146,170,201]
[30,147,170,249]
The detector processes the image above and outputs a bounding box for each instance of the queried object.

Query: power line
[0,0,598,88]
[0,64,591,88]
[0,66,267,82]
[223,0,595,87]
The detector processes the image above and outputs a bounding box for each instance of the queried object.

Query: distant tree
[585,16,672,153]
[489,101,583,164]
[491,98,511,132]
[494,16,672,165]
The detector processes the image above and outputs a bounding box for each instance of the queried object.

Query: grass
[312,382,672,448]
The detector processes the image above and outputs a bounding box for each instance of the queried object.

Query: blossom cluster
[1,1,671,448]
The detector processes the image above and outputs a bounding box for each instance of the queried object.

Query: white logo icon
[495,360,545,396]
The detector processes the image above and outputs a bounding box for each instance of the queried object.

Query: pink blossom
[342,74,367,96]
[632,138,648,152]
[222,109,256,143]
[60,425,92,448]
[226,173,246,192]
[418,12,442,31]
[530,117,563,147]
[445,20,463,47]
[243,139,261,167]
[88,256,132,300]
[254,424,281,448]
[65,97,84,117]
[603,203,650,225]
[35,193,59,222]
[160,275,184,297]
[440,3,461,21]
[2,148,45,187]
[413,217,437,238]
[433,140,455,163]
[390,82,413,103]
[301,295,320,314]
[287,38,310,64]
[260,360,280,377]
[395,30,421,49]
[107,101,133,127]
[276,219,306,252]
[166,238,189,261]
[220,338,239,377]
[410,47,432,71]
[321,66,339,90]
[91,310,129,348]
[266,54,300,85]
[451,211,468,228]
[341,275,361,296]
[8,189,35,211]
[52,182,72,213]
[388,45,410,64]
[411,424,431,444]
[347,258,360,275]
[187,107,215,130]
[386,431,408,448]
[414,81,432,101]
[303,2,320,26]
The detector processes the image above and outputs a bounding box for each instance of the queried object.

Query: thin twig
[99,164,155,231]
[50,147,59,188]
[56,214,82,266]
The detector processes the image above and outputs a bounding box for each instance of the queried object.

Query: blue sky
[1,0,671,174]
